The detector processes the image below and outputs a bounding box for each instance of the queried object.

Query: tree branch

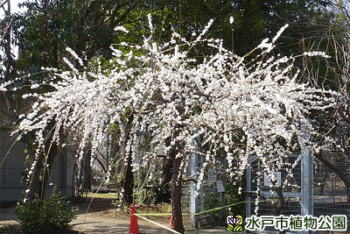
[110,0,141,28]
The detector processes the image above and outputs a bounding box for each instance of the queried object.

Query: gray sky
[0,0,27,17]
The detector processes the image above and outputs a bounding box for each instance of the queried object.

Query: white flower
[258,38,273,52]
[229,16,234,24]
[31,84,40,89]
[148,14,154,33]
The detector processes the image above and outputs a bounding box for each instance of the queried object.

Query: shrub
[14,187,77,233]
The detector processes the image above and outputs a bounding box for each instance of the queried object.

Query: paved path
[1,206,230,233]
[0,207,17,222]
[72,212,229,233]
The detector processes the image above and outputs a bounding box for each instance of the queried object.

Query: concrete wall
[0,127,75,204]
[0,127,28,203]
[0,93,74,204]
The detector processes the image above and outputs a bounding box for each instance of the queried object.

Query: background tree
[1,0,142,202]
[286,0,350,202]
[12,0,140,79]
[141,0,333,56]
[305,1,350,202]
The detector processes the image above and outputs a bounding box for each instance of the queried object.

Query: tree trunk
[121,112,134,205]
[82,148,92,192]
[161,156,173,187]
[274,187,285,234]
[273,187,284,216]
[314,151,350,202]
[39,144,58,198]
[27,152,45,201]
[123,150,134,205]
[170,150,185,233]
[346,184,350,203]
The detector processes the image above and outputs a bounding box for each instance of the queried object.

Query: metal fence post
[221,158,227,221]
[190,138,199,228]
[200,155,204,226]
[301,122,314,234]
[246,158,252,219]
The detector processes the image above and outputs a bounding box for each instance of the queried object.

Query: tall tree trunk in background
[27,140,58,201]
[4,0,15,82]
[82,147,92,192]
[75,147,92,197]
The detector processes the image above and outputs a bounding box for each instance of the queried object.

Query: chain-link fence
[246,154,303,233]
[313,152,350,233]
[246,152,350,233]
[182,156,229,228]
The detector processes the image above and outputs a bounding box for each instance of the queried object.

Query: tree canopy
[2,17,340,232]
[1,1,350,233]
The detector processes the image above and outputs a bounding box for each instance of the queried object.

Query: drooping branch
[314,151,350,187]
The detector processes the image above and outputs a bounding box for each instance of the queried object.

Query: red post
[169,215,174,229]
[129,204,140,234]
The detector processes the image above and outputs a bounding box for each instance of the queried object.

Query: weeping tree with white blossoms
[2,16,339,233]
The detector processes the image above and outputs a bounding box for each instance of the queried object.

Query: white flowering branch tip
[148,14,154,33]
[272,24,289,43]
[66,47,84,67]
[114,26,129,33]
[30,84,40,89]
[258,38,274,52]
[303,51,331,58]
[258,23,289,53]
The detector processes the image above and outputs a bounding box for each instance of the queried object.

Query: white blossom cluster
[5,17,339,192]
